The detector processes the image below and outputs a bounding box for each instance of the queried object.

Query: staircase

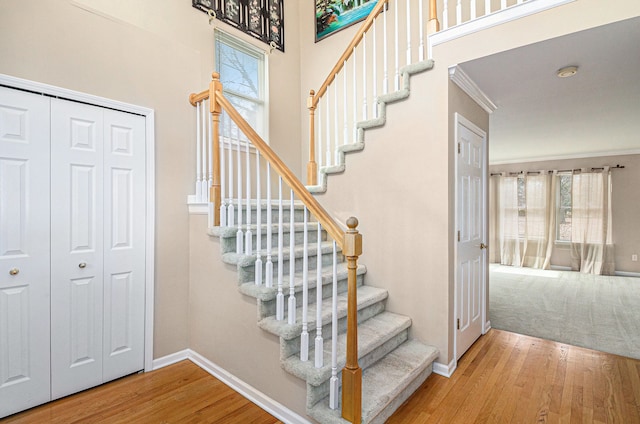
[208,202,438,423]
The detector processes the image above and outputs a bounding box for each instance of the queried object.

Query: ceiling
[458,16,640,164]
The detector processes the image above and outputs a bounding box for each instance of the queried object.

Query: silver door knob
[79,262,87,269]
[9,268,19,276]
[480,243,487,250]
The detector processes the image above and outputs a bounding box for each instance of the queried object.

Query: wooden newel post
[307,90,318,186]
[427,0,440,34]
[210,72,223,226]
[342,217,362,424]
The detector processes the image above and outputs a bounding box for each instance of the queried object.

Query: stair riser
[257,274,363,319]
[219,227,327,254]
[237,250,344,284]
[306,329,409,409]
[280,299,386,360]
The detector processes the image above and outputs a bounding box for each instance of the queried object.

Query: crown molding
[449,65,497,114]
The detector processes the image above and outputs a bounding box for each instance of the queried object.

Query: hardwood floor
[2,360,282,424]
[4,329,639,423]
[388,329,640,423]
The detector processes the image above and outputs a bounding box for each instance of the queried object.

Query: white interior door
[455,114,487,360]
[102,109,146,381]
[0,87,51,417]
[50,98,105,399]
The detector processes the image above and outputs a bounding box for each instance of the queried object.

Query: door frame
[453,112,488,363]
[0,73,156,372]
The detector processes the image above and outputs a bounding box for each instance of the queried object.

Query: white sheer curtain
[497,174,521,266]
[521,172,556,269]
[570,167,615,275]
[493,172,556,269]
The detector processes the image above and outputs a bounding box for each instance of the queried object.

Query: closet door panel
[0,87,51,418]
[102,110,146,381]
[50,98,104,400]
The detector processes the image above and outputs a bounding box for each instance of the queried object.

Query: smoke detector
[557,66,578,78]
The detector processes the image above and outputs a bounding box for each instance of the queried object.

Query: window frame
[555,173,572,244]
[214,29,269,144]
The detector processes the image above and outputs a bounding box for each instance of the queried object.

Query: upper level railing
[305,0,566,187]
[190,73,364,423]
[306,0,438,186]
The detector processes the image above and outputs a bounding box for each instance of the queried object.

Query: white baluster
[470,0,477,20]
[343,62,348,146]
[485,0,491,16]
[300,207,309,362]
[329,240,339,409]
[227,116,235,227]
[202,97,213,202]
[317,101,323,170]
[315,222,323,368]
[265,163,273,288]
[373,21,378,119]
[443,0,449,30]
[456,0,462,26]
[362,32,368,120]
[255,150,262,286]
[276,177,284,320]
[245,141,252,256]
[394,0,400,90]
[218,111,226,228]
[325,90,331,167]
[287,189,296,325]
[383,5,389,94]
[196,102,202,202]
[236,126,243,254]
[419,0,425,61]
[501,0,507,10]
[406,0,412,66]
[333,82,339,164]
[353,47,358,140]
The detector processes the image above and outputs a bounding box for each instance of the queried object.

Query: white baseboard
[153,350,311,424]
[432,359,457,378]
[152,349,190,370]
[484,320,492,333]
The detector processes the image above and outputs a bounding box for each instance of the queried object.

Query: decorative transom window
[215,30,268,141]
[193,0,285,52]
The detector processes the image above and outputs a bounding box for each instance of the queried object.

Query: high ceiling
[458,16,640,164]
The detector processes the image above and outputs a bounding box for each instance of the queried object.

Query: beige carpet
[489,264,640,359]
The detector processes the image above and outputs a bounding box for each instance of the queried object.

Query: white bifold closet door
[0,87,52,417]
[50,98,146,400]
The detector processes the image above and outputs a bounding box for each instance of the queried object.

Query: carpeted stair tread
[282,311,411,385]
[209,221,321,239]
[222,240,340,267]
[258,285,388,340]
[238,263,366,301]
[308,339,439,424]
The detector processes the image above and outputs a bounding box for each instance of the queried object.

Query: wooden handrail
[310,0,388,109]
[214,88,346,247]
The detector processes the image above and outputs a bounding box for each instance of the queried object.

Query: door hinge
[457,318,460,330]
[457,231,461,242]
[458,143,461,154]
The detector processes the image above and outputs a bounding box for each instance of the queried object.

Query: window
[556,174,572,242]
[215,30,267,140]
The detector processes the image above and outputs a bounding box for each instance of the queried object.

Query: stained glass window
[193,0,285,52]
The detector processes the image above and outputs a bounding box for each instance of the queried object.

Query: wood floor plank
[389,330,640,424]
[3,361,282,424]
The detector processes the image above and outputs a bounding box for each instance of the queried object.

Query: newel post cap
[344,217,362,257]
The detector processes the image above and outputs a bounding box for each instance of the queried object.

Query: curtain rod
[490,164,625,177]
